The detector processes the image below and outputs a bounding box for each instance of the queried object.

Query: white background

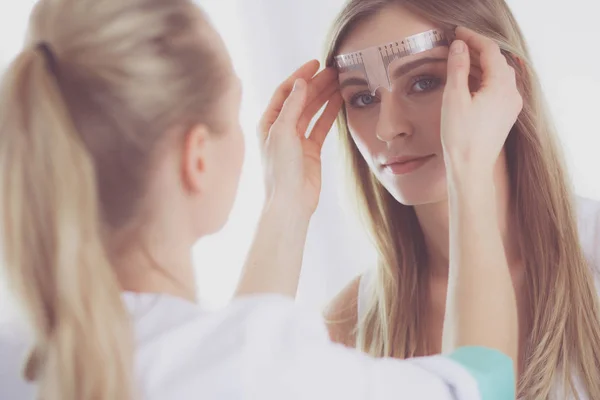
[1,0,599,322]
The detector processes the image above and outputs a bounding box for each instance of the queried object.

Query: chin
[197,202,235,237]
[373,157,449,207]
[207,208,234,236]
[384,178,448,207]
[391,192,446,206]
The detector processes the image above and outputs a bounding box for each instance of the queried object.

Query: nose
[375,91,413,142]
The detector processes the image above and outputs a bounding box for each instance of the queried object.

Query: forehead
[337,4,439,55]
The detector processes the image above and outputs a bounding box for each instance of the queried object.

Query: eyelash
[348,93,379,109]
[348,75,442,109]
[410,76,442,93]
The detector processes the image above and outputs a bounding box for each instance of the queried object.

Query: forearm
[442,166,518,367]
[235,198,311,298]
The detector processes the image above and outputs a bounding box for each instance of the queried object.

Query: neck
[414,154,521,276]
[114,224,197,303]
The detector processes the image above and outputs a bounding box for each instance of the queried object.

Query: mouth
[382,154,435,175]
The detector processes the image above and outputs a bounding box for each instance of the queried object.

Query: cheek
[347,112,381,158]
[233,127,245,175]
[348,128,379,169]
[217,128,245,187]
[410,97,443,146]
[216,130,243,210]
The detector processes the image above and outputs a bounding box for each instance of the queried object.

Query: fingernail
[451,41,465,54]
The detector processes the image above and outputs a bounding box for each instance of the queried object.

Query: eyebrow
[391,57,446,80]
[339,56,446,91]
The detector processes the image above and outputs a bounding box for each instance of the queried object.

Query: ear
[181,123,212,194]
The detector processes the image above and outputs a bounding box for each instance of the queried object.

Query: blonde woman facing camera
[324,1,600,399]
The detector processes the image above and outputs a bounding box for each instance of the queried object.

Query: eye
[349,92,379,108]
[410,77,442,93]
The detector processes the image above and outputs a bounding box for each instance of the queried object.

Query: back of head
[0,0,228,398]
[325,0,600,398]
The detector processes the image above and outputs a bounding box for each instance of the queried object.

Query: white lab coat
[0,292,507,400]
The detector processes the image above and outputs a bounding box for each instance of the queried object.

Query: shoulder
[129,293,336,399]
[127,291,330,355]
[323,275,362,348]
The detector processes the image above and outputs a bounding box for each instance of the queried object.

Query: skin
[326,3,527,371]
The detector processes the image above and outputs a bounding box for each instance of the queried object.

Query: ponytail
[0,45,133,399]
[1,0,230,397]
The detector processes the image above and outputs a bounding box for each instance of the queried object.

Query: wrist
[262,194,313,230]
[265,191,315,221]
[237,195,312,299]
[443,148,495,176]
[446,171,497,216]
[445,156,495,192]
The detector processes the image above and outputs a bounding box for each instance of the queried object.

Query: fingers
[307,91,343,149]
[304,68,338,108]
[297,68,338,135]
[271,79,308,132]
[258,60,320,141]
[444,40,472,104]
[453,27,521,108]
[447,27,523,123]
[455,27,508,83]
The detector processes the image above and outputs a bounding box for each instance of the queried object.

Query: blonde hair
[325,0,600,398]
[0,0,228,399]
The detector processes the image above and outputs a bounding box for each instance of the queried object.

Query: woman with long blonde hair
[0,0,524,399]
[324,1,600,399]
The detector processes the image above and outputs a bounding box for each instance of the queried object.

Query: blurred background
[1,0,599,322]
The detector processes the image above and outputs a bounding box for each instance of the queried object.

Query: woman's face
[338,5,451,206]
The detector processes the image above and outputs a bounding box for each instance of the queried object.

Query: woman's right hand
[258,60,342,217]
[236,62,342,298]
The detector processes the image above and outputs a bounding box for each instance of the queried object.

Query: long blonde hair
[325,0,600,398]
[0,0,228,399]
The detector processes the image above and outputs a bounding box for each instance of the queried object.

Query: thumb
[444,40,471,103]
[274,79,308,129]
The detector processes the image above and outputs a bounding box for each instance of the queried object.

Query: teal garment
[448,346,515,400]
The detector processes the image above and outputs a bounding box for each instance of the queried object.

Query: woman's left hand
[441,27,523,176]
[439,27,521,375]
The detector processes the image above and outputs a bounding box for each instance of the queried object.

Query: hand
[258,60,343,216]
[440,28,520,373]
[441,27,523,175]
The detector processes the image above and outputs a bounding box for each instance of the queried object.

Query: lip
[382,154,435,175]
